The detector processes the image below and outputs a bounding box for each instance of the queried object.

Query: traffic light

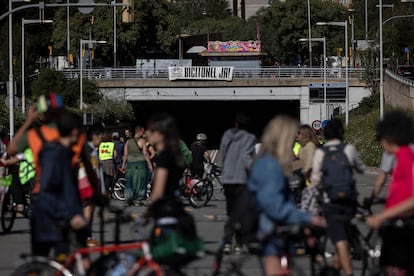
[122,0,134,23]
[349,47,352,58]
[69,54,74,64]
[90,15,95,25]
[48,45,53,56]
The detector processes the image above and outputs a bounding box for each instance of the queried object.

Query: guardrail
[385,69,414,87]
[60,67,366,80]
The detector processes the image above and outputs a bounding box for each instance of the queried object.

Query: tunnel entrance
[132,100,300,148]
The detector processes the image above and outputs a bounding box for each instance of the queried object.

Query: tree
[31,68,101,108]
[81,97,135,126]
[255,0,346,65]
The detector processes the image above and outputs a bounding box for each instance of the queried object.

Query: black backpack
[321,143,357,202]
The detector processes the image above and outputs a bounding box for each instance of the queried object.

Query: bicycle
[110,175,126,201]
[11,205,163,276]
[321,198,385,276]
[1,177,32,233]
[181,164,222,208]
[212,224,326,276]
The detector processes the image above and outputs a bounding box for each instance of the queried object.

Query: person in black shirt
[145,113,184,204]
[190,133,211,178]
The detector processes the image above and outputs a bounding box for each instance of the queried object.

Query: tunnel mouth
[131,100,300,149]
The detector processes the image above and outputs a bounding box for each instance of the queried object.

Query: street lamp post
[307,0,312,67]
[9,0,31,138]
[22,18,53,114]
[79,39,106,110]
[379,0,384,119]
[300,37,327,119]
[113,0,117,67]
[317,21,349,126]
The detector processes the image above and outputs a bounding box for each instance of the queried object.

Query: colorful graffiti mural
[208,41,261,53]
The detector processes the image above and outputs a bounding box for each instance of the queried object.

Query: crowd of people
[2,92,414,276]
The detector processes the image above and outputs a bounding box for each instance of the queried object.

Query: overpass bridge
[62,67,369,127]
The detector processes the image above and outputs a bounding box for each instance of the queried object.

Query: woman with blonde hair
[248,115,324,276]
[292,125,319,184]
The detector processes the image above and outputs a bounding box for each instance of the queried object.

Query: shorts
[323,203,355,244]
[262,236,294,256]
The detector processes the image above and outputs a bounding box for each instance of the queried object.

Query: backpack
[321,143,357,202]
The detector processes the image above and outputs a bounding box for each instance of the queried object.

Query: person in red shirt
[367,110,414,275]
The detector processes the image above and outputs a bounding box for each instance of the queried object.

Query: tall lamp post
[9,0,31,138]
[307,0,312,67]
[300,37,327,120]
[79,39,106,110]
[22,18,53,113]
[317,21,349,126]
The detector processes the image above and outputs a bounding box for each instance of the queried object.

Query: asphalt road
[0,172,382,275]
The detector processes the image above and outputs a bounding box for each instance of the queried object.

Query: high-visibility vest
[293,142,301,158]
[19,148,35,185]
[99,142,115,161]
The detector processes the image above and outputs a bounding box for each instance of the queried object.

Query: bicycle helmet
[37,93,64,114]
[196,133,207,141]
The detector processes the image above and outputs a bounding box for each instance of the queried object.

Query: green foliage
[81,97,135,126]
[255,0,346,65]
[31,68,101,108]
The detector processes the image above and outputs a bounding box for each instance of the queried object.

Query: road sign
[78,0,94,14]
[312,120,322,131]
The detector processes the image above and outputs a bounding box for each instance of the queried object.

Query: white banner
[168,66,234,81]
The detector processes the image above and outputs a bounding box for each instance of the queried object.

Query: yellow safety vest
[99,142,115,161]
[293,142,301,158]
[19,148,36,185]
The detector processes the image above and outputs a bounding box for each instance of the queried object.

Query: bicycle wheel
[1,188,16,233]
[113,177,126,201]
[189,180,210,208]
[361,231,382,276]
[205,181,214,203]
[11,259,71,276]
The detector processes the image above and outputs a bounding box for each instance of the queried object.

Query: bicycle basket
[1,175,12,187]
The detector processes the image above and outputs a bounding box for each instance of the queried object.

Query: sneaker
[223,244,232,254]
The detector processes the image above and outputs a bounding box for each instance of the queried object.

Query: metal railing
[60,66,366,81]
[385,69,414,87]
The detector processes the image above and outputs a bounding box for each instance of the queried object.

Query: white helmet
[196,133,207,141]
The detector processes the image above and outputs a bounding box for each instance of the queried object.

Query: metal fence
[385,69,414,87]
[60,67,366,80]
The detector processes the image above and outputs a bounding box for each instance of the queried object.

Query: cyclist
[30,111,88,258]
[367,110,414,275]
[190,133,211,178]
[0,152,32,216]
[248,115,324,276]
[99,132,117,197]
[311,118,364,276]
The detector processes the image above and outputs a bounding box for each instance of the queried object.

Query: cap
[112,132,119,138]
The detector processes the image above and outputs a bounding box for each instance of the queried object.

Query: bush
[344,108,382,167]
